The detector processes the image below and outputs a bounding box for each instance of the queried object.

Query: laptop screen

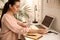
[42,15,54,27]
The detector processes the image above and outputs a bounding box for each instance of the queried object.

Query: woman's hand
[17,21,30,28]
[23,23,30,27]
[37,29,48,34]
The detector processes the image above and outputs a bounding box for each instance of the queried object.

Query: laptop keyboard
[35,25,46,29]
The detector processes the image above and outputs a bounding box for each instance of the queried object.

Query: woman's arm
[17,20,47,34]
[28,29,48,34]
[3,15,29,34]
[16,20,47,34]
[17,20,30,28]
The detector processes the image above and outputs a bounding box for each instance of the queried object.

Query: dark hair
[0,0,20,28]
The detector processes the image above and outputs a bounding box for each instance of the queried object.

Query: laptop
[36,15,54,30]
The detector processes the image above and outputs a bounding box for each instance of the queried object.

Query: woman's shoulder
[2,14,10,21]
[3,14,11,19]
[1,14,7,22]
[3,14,8,18]
[3,13,17,21]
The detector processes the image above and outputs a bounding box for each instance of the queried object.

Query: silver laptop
[36,15,54,30]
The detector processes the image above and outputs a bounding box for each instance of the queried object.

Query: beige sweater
[1,14,29,40]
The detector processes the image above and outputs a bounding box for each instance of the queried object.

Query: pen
[28,35,36,36]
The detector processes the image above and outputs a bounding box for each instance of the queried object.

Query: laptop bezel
[40,15,55,30]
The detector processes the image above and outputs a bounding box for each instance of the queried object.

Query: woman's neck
[6,10,13,16]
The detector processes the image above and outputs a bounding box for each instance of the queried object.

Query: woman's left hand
[23,23,30,28]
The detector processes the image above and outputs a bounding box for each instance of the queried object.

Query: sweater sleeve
[3,15,28,34]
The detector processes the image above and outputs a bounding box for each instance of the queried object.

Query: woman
[0,0,47,40]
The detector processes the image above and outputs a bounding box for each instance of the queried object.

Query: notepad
[25,33,43,40]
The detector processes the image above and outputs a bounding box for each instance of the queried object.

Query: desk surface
[25,24,60,40]
[25,33,60,40]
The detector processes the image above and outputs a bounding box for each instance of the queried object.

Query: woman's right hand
[37,29,48,34]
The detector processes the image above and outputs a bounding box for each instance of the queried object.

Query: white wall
[42,0,60,32]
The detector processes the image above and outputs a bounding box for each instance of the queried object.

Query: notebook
[25,33,43,40]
